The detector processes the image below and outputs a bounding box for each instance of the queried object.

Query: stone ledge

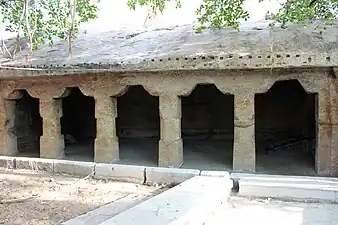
[145,167,200,185]
[53,160,95,177]
[16,157,54,173]
[232,173,338,202]
[238,180,338,202]
[98,176,232,225]
[1,51,337,77]
[0,156,16,169]
[94,163,146,184]
[231,172,338,183]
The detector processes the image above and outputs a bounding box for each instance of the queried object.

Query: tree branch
[69,0,76,56]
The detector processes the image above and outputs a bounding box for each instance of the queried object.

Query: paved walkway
[212,196,338,225]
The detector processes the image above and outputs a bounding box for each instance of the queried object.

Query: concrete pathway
[211,196,338,225]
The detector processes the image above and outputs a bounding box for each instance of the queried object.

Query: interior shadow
[116,85,159,166]
[255,79,317,176]
[61,87,96,162]
[181,84,234,170]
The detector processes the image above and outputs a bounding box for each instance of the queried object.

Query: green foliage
[127,0,181,13]
[127,0,338,32]
[1,0,99,52]
[274,0,338,27]
[195,0,249,32]
[0,0,337,54]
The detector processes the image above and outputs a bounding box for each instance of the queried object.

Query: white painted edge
[0,156,230,184]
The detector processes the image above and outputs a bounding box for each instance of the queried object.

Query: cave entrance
[181,84,234,170]
[13,90,42,157]
[255,79,317,175]
[116,85,159,166]
[61,87,96,161]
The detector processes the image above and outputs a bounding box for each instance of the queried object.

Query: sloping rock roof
[0,20,337,77]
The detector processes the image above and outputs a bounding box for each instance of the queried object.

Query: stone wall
[0,68,335,176]
[12,80,315,153]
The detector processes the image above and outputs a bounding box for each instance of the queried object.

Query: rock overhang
[0,20,337,77]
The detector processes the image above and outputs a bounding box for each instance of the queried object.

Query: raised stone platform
[2,156,338,204]
[3,156,338,224]
[97,176,232,225]
[232,173,338,202]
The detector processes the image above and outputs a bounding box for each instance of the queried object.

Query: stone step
[231,173,338,202]
[98,176,233,225]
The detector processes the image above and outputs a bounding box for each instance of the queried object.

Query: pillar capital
[27,85,70,99]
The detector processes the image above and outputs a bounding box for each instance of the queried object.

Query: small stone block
[94,163,145,183]
[200,170,230,178]
[54,160,95,177]
[146,167,200,185]
[0,156,16,169]
[16,157,54,173]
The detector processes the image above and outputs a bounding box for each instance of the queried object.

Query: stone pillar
[94,96,119,163]
[316,89,333,176]
[159,94,183,167]
[0,99,4,156]
[331,124,338,176]
[331,69,338,176]
[39,98,64,158]
[2,99,18,156]
[233,92,255,172]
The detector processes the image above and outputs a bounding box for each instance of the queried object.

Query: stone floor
[18,138,316,176]
[214,196,338,225]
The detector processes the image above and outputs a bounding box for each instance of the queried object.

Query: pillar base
[316,124,332,176]
[159,138,183,168]
[4,133,18,156]
[94,136,119,163]
[233,125,255,172]
[40,135,65,159]
[331,125,338,177]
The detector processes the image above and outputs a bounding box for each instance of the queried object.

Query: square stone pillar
[331,124,338,176]
[159,94,183,167]
[2,99,18,156]
[233,92,255,172]
[40,98,65,158]
[94,96,119,163]
[316,90,333,176]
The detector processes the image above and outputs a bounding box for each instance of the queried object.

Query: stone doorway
[181,84,234,170]
[11,90,42,157]
[255,79,317,175]
[61,87,96,161]
[116,85,160,166]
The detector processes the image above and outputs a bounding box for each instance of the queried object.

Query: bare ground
[0,168,161,225]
